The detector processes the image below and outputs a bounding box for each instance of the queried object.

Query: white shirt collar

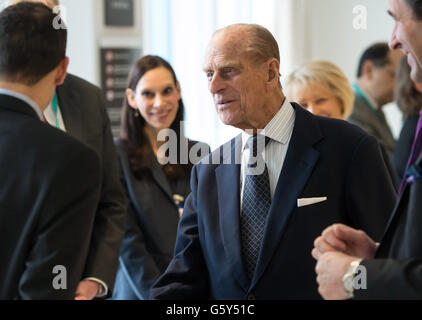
[241,98,294,150]
[0,88,43,121]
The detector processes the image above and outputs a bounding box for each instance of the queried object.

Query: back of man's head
[356,42,390,78]
[1,0,59,11]
[0,2,66,86]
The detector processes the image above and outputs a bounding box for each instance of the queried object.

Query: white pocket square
[297,197,327,208]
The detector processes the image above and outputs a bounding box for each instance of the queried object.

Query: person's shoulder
[32,120,96,154]
[62,73,101,93]
[59,73,108,119]
[305,110,372,145]
[348,96,372,123]
[17,120,100,176]
[292,102,368,140]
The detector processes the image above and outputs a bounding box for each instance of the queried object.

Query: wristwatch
[342,259,363,299]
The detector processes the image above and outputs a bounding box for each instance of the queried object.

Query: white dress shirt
[44,100,67,131]
[240,99,296,208]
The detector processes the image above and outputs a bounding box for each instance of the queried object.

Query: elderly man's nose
[209,74,226,94]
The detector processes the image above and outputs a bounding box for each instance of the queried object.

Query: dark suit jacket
[357,149,422,299]
[348,93,396,158]
[150,103,397,300]
[56,74,127,293]
[392,115,418,185]
[0,94,101,299]
[112,139,210,299]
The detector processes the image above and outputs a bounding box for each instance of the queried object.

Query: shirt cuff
[83,277,108,298]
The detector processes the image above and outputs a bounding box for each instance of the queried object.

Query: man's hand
[312,223,378,260]
[315,251,358,300]
[74,280,99,300]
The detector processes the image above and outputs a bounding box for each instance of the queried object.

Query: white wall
[281,0,402,138]
[60,0,403,140]
[301,0,393,81]
[61,0,142,86]
[61,0,97,84]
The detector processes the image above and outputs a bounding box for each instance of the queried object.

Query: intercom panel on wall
[99,0,142,137]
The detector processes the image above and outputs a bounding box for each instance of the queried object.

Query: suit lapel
[116,140,176,213]
[150,155,174,203]
[56,76,83,140]
[377,150,422,256]
[251,104,323,287]
[216,135,250,291]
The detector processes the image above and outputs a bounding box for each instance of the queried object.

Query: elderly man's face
[203,31,268,130]
[389,0,422,82]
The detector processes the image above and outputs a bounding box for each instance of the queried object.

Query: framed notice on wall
[100,47,141,137]
[104,0,134,27]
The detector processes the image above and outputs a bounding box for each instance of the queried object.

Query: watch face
[344,274,354,293]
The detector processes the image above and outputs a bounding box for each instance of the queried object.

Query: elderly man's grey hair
[212,24,282,88]
[214,24,280,65]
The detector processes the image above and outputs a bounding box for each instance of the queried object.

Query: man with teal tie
[348,42,403,158]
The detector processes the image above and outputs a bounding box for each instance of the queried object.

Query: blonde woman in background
[285,60,354,120]
[286,59,397,186]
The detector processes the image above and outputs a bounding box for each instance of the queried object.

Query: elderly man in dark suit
[0,2,101,299]
[150,24,396,300]
[313,0,422,299]
[6,0,127,299]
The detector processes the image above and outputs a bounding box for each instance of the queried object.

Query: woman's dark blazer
[112,138,210,299]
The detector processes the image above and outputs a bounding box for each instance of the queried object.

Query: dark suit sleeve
[345,135,397,241]
[150,165,210,299]
[118,203,164,299]
[355,258,422,299]
[82,91,127,293]
[18,147,101,299]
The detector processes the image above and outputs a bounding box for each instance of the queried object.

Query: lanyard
[352,83,382,121]
[51,92,60,129]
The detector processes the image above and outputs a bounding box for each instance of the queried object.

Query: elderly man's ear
[266,58,280,89]
[55,57,69,86]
